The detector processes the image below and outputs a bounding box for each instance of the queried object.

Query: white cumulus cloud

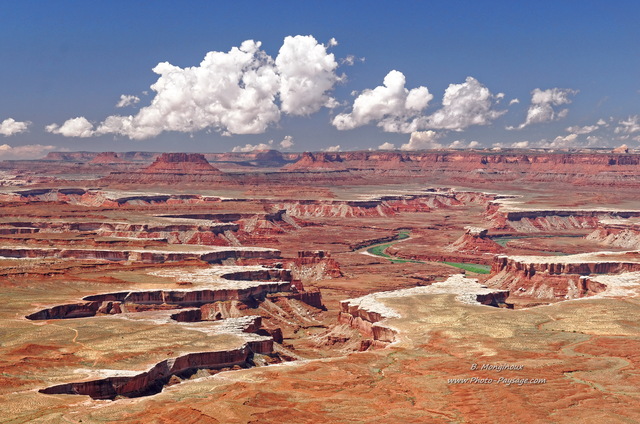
[421,77,505,131]
[510,88,578,130]
[333,75,504,133]
[0,144,59,159]
[279,135,294,149]
[565,124,599,134]
[548,133,579,147]
[45,117,95,138]
[378,142,396,150]
[401,130,441,151]
[615,116,640,135]
[232,135,295,152]
[0,118,31,136]
[49,36,341,140]
[332,70,433,133]
[324,145,341,152]
[115,94,141,108]
[231,142,274,152]
[511,141,529,148]
[449,140,481,149]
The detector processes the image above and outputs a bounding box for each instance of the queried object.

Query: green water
[364,231,490,273]
[441,262,491,274]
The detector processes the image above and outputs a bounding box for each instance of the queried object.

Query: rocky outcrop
[488,252,640,300]
[40,345,261,399]
[586,221,640,250]
[445,226,503,253]
[613,144,629,154]
[103,153,225,184]
[287,251,342,281]
[267,287,325,310]
[143,153,222,174]
[160,210,302,245]
[486,202,640,232]
[0,219,239,246]
[284,152,344,171]
[0,207,304,248]
[491,253,640,276]
[27,281,294,321]
[26,263,327,320]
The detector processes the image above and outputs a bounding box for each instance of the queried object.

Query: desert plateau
[0,149,638,423]
[3,3,640,422]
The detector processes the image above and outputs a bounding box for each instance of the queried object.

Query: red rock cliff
[143,153,222,174]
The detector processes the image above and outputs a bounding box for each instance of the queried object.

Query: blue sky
[0,1,639,157]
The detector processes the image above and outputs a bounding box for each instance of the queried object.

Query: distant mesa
[90,152,129,164]
[43,151,157,163]
[43,152,100,162]
[613,144,629,154]
[251,149,289,167]
[99,152,224,185]
[284,152,344,171]
[142,153,222,174]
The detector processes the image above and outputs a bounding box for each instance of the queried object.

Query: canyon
[1,149,639,423]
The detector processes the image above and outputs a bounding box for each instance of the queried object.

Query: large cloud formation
[509,88,577,130]
[420,77,505,130]
[0,118,31,136]
[46,117,95,138]
[401,130,441,150]
[47,36,340,139]
[332,70,432,132]
[333,74,503,133]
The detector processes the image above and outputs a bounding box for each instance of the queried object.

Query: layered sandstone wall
[26,281,293,320]
[586,222,640,250]
[0,246,280,263]
[40,341,272,400]
[0,188,223,207]
[269,192,478,218]
[487,253,640,300]
[486,202,640,232]
[491,254,640,276]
